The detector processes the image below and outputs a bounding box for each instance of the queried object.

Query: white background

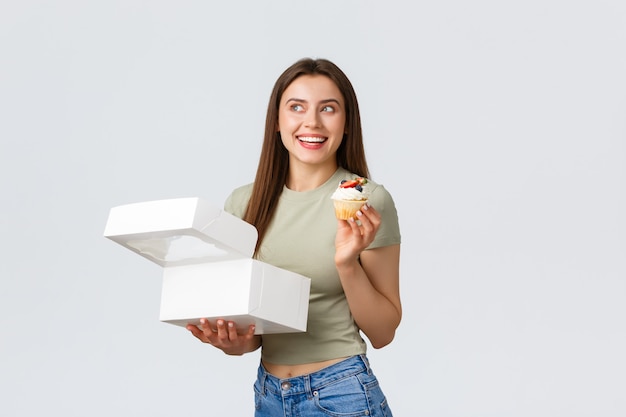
[1,1,625,416]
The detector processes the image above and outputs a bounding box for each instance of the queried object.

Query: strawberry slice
[340,179,359,188]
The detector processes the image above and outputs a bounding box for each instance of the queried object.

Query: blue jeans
[254,355,393,416]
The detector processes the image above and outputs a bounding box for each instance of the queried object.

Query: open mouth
[297,136,327,144]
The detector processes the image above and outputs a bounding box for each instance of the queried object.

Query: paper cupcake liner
[333,199,368,220]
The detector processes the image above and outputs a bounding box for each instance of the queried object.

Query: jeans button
[281,381,291,390]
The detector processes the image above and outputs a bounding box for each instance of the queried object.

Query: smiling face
[277,74,346,173]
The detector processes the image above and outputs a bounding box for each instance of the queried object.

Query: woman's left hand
[334,203,381,266]
[186,318,260,355]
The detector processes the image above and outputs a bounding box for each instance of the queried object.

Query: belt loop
[360,354,372,374]
[304,375,313,400]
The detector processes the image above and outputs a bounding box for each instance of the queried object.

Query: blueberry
[355,185,363,192]
[340,180,347,184]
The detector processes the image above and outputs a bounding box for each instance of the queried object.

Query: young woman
[187,58,401,416]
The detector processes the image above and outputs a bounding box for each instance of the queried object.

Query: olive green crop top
[224,167,401,365]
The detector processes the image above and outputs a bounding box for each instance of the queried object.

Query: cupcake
[331,177,371,220]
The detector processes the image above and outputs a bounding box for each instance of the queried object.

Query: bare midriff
[262,357,348,379]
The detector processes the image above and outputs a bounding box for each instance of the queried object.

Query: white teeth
[298,136,326,143]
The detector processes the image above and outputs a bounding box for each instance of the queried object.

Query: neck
[285,161,338,192]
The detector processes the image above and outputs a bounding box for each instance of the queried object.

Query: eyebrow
[285,98,342,105]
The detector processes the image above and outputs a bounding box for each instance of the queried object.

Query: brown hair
[244,58,370,255]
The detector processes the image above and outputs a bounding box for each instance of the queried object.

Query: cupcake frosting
[331,177,371,201]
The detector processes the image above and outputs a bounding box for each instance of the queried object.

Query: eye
[321,105,335,112]
[290,104,304,112]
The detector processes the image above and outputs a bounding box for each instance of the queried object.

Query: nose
[304,110,321,128]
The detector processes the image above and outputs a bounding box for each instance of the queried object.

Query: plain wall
[1,1,624,415]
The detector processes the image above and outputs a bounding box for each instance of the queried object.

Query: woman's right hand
[186,318,261,356]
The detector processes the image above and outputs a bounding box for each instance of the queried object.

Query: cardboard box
[104,197,311,334]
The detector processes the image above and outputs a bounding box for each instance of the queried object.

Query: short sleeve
[366,184,401,250]
[223,183,253,219]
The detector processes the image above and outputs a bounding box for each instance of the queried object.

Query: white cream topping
[330,180,371,200]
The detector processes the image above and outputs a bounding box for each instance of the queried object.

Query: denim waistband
[256,355,372,397]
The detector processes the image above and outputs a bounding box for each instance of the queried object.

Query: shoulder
[363,177,401,249]
[224,183,254,219]
[368,181,396,211]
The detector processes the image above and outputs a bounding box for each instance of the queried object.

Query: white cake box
[104,197,310,334]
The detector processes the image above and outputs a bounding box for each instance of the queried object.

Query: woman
[187,58,401,416]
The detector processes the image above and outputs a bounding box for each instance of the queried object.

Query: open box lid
[104,197,257,267]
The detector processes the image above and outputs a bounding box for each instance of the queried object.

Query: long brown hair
[244,58,370,255]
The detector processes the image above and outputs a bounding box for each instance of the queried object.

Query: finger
[356,210,374,234]
[186,324,204,340]
[337,218,351,231]
[362,202,379,215]
[227,321,238,340]
[215,319,229,342]
[360,206,381,233]
[361,203,381,224]
[244,324,257,339]
[200,318,216,335]
[347,217,363,235]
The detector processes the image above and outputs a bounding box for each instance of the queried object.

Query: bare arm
[335,204,402,348]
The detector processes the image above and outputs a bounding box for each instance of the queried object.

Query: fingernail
[362,204,368,210]
[217,319,223,326]
[356,210,362,217]
[228,322,234,328]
